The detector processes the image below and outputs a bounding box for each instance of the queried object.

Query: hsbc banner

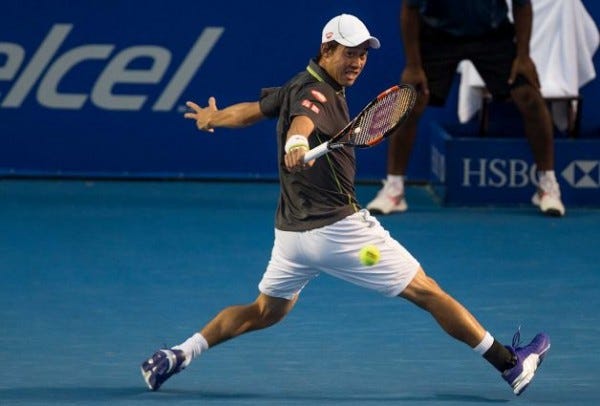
[430,124,600,206]
[0,1,398,179]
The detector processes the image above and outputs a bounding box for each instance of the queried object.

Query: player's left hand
[184,97,218,132]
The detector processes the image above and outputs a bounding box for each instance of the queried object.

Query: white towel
[457,0,599,131]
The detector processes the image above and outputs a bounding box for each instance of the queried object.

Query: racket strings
[349,88,415,146]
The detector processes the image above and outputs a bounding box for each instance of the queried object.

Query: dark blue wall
[1,1,598,181]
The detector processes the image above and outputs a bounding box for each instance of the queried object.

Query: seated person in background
[367,0,565,217]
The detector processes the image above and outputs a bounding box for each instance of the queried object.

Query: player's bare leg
[400,267,486,346]
[399,267,550,395]
[201,293,297,347]
[141,293,296,390]
[400,267,515,367]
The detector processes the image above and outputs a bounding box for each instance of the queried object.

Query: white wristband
[284,134,309,154]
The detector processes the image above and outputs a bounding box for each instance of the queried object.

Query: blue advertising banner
[430,123,600,206]
[2,1,599,182]
[0,1,404,179]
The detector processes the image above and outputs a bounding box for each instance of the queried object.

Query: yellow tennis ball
[359,244,380,266]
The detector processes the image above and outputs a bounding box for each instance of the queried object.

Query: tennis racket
[303,84,417,163]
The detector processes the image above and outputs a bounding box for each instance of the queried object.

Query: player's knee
[254,295,294,327]
[257,308,285,327]
[511,85,545,115]
[400,268,445,308]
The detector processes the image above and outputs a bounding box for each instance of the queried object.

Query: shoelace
[511,326,522,349]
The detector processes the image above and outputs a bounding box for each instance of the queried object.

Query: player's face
[322,43,369,87]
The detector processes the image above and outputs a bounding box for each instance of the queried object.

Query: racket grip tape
[303,142,330,163]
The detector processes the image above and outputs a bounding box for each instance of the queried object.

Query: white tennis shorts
[258,209,420,300]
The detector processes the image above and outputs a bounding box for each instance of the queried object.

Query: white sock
[538,170,559,193]
[387,174,404,184]
[386,175,405,194]
[538,170,557,183]
[473,331,494,356]
[173,333,209,367]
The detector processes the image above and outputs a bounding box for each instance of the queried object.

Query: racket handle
[303,142,330,163]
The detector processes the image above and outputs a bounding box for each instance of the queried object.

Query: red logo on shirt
[301,99,320,114]
[311,90,328,103]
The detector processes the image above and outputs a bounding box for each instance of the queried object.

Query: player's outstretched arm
[184,97,265,132]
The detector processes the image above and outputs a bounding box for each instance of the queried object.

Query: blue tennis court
[1,179,599,405]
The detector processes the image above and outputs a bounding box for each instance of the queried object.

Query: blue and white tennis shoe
[502,330,551,395]
[141,348,186,391]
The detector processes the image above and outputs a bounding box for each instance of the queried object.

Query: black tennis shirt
[259,59,360,232]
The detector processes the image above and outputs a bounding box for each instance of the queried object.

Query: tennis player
[141,13,550,396]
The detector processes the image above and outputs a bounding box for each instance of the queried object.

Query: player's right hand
[284,149,314,173]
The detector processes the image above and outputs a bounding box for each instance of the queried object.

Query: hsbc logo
[0,24,223,111]
[561,160,600,188]
[461,158,600,189]
[462,158,537,188]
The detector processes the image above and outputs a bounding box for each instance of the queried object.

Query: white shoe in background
[366,180,408,214]
[531,175,565,217]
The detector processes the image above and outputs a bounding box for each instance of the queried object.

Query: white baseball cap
[321,14,381,49]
